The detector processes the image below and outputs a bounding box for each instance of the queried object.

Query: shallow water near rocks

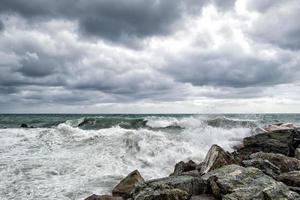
[0,114,299,200]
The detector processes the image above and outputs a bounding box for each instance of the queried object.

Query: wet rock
[278,171,300,188]
[132,184,190,200]
[190,194,216,200]
[201,145,236,174]
[181,170,200,177]
[85,194,123,200]
[289,186,300,194]
[20,123,28,128]
[263,123,296,132]
[250,152,300,173]
[202,164,299,200]
[238,131,294,158]
[242,158,280,179]
[132,175,209,197]
[170,160,197,176]
[112,170,144,198]
[295,148,300,159]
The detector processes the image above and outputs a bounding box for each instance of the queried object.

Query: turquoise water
[1,113,300,129]
[0,114,299,200]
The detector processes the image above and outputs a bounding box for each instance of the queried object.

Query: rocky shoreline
[84,123,300,200]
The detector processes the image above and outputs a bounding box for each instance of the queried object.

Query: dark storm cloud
[0,0,206,44]
[0,0,300,113]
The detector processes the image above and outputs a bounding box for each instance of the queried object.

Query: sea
[1,114,300,200]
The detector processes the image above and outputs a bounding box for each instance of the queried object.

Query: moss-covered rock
[250,152,300,173]
[203,164,299,200]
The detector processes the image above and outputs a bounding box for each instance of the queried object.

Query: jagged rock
[295,148,300,159]
[250,152,300,173]
[84,194,123,200]
[237,124,300,159]
[202,164,299,200]
[278,171,300,188]
[201,145,236,174]
[238,130,294,158]
[242,158,280,179]
[190,194,216,200]
[132,184,190,200]
[170,160,197,176]
[131,175,208,198]
[112,170,144,198]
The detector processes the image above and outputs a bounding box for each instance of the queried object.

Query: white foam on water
[0,118,251,200]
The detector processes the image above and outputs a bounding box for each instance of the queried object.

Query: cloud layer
[0,0,299,113]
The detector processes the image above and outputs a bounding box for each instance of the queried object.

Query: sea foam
[0,116,251,200]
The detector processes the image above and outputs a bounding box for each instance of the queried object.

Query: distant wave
[60,115,259,130]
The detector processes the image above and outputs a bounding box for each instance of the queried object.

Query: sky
[0,0,300,113]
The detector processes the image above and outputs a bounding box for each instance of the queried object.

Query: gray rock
[295,148,300,160]
[238,130,294,158]
[170,160,197,176]
[131,175,208,198]
[190,194,216,200]
[84,194,123,200]
[278,171,300,188]
[242,158,280,179]
[202,164,299,200]
[201,145,236,174]
[132,184,190,200]
[112,170,144,198]
[250,152,300,173]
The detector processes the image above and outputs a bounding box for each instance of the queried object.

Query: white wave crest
[0,123,251,200]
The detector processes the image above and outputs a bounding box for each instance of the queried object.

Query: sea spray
[1,114,300,199]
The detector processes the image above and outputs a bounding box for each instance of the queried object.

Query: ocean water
[0,114,300,200]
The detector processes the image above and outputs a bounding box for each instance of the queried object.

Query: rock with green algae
[242,158,280,179]
[132,184,190,200]
[202,164,299,200]
[133,175,208,196]
[278,171,300,188]
[250,152,300,173]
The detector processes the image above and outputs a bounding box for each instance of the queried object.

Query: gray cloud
[246,0,300,50]
[0,19,4,31]
[0,0,300,113]
[164,51,294,88]
[0,0,205,45]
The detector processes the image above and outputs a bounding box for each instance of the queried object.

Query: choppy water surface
[0,114,300,200]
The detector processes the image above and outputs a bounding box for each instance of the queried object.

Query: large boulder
[132,184,190,200]
[202,164,299,200]
[131,175,209,198]
[170,160,197,176]
[85,194,123,200]
[250,152,300,173]
[237,124,300,159]
[278,171,300,188]
[200,145,236,174]
[112,170,144,198]
[242,158,280,179]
